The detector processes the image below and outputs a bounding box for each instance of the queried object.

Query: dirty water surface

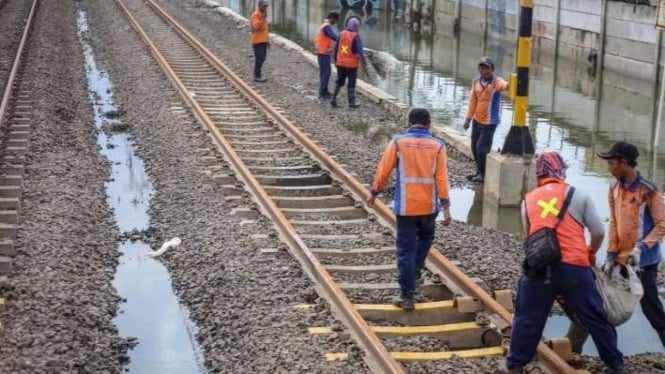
[78,9,206,373]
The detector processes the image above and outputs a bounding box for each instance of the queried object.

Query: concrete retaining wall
[431,0,663,82]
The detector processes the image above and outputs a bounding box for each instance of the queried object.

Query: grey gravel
[84,0,370,372]
[0,0,128,371]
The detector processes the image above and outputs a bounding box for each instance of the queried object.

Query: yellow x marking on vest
[537,197,560,219]
[341,45,350,54]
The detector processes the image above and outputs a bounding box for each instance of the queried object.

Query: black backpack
[522,187,576,278]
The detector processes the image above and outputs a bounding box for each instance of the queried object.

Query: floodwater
[222,0,665,355]
[77,10,206,373]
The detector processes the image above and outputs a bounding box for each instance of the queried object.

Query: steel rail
[122,0,575,372]
[115,0,404,372]
[0,0,38,131]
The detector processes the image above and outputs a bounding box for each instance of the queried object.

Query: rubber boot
[348,87,360,108]
[330,85,342,108]
[393,290,415,311]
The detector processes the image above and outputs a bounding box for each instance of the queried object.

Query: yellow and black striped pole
[503,0,535,156]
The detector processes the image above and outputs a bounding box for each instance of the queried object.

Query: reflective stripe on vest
[336,30,359,68]
[395,139,438,216]
[316,21,334,55]
[525,182,589,266]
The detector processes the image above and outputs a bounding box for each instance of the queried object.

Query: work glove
[627,246,641,268]
[463,118,471,130]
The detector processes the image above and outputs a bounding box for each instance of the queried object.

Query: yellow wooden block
[354,300,455,313]
[391,347,505,361]
[372,322,480,336]
[325,353,348,361]
[308,327,333,334]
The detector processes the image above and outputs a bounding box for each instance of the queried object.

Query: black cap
[597,141,639,163]
[478,56,494,70]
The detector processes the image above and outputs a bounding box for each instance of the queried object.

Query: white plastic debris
[150,237,182,257]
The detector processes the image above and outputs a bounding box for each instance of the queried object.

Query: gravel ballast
[85,0,370,372]
[0,0,128,371]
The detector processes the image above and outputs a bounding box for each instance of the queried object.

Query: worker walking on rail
[367,108,452,311]
[250,0,270,83]
[331,16,369,108]
[315,12,339,99]
[501,151,624,374]
[463,57,509,183]
[566,141,665,353]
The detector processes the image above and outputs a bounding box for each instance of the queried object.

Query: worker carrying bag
[522,187,576,278]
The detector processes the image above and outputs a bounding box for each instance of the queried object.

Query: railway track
[114,0,579,372]
[0,0,39,324]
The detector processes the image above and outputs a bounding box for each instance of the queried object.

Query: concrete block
[0,224,17,239]
[0,176,22,186]
[0,239,14,257]
[484,152,535,207]
[0,256,12,274]
[431,125,473,159]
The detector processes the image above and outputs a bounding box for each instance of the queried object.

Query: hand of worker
[627,246,641,268]
[441,207,451,226]
[366,195,376,207]
[602,259,615,274]
[463,118,471,131]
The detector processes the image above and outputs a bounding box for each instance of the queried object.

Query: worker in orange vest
[315,12,339,99]
[250,0,269,82]
[463,57,509,183]
[331,17,368,108]
[367,108,451,311]
[501,151,623,374]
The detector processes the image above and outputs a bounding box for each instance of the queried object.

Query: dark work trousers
[335,66,358,89]
[395,214,436,293]
[253,42,268,78]
[470,122,496,176]
[318,54,332,96]
[567,263,665,349]
[506,263,623,371]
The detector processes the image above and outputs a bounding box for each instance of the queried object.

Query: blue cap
[478,56,494,70]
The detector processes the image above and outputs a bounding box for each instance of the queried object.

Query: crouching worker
[501,151,624,374]
[367,108,452,311]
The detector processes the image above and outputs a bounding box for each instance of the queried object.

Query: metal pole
[654,35,665,181]
[593,0,607,133]
[501,0,535,156]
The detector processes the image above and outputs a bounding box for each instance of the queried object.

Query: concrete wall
[432,0,663,82]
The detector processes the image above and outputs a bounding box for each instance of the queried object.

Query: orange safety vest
[371,129,450,216]
[250,9,269,45]
[315,20,335,55]
[525,181,590,267]
[335,30,359,68]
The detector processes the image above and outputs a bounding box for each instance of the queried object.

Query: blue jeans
[396,214,436,292]
[507,263,623,371]
[318,54,332,96]
[470,122,496,176]
[253,43,268,78]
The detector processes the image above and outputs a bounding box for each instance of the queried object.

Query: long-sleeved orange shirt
[465,76,508,125]
[370,128,450,216]
[607,174,665,266]
[250,9,269,45]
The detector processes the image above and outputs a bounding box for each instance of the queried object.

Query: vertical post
[483,0,489,55]
[549,0,561,114]
[592,0,608,133]
[501,0,535,156]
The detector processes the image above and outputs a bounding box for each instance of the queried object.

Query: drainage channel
[77,9,206,373]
